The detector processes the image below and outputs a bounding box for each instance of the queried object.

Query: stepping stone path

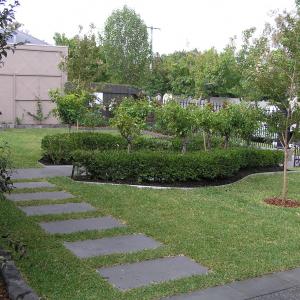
[40,216,125,234]
[64,234,161,258]
[13,181,55,189]
[6,191,74,202]
[98,256,208,291]
[10,175,209,295]
[19,202,95,216]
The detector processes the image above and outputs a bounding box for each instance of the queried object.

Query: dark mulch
[0,278,9,300]
[74,167,284,188]
[264,198,300,208]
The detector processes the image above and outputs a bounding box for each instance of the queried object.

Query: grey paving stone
[251,286,300,299]
[39,216,125,234]
[228,274,295,299]
[19,202,95,216]
[13,181,55,189]
[6,191,74,202]
[276,268,300,285]
[12,165,73,179]
[162,285,246,300]
[64,234,161,258]
[98,256,208,291]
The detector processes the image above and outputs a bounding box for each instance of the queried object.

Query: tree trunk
[127,142,132,154]
[282,144,289,200]
[207,131,212,150]
[224,135,229,149]
[181,137,188,154]
[68,124,71,133]
[203,131,207,152]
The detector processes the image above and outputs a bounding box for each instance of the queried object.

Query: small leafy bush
[72,148,283,183]
[0,140,13,193]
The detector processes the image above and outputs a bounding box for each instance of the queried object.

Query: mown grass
[1,128,300,299]
[1,172,300,299]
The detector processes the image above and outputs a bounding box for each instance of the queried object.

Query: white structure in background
[93,92,103,105]
[162,93,173,104]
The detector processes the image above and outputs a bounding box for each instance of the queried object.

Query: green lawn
[1,129,300,300]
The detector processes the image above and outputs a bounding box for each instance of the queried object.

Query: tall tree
[241,8,300,199]
[54,24,108,89]
[0,0,20,63]
[103,6,150,86]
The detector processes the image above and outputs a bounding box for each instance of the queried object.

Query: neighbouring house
[0,31,67,126]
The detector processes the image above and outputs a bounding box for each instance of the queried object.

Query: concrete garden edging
[0,248,39,300]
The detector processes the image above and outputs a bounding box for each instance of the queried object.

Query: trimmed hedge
[72,148,283,183]
[41,132,172,164]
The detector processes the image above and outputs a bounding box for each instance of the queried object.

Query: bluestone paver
[162,285,246,300]
[98,256,208,291]
[19,202,95,216]
[13,181,55,189]
[251,286,300,299]
[39,216,125,234]
[12,165,73,179]
[6,191,75,202]
[64,234,161,258]
[276,268,300,285]
[228,274,295,299]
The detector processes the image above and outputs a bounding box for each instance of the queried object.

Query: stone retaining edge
[0,248,39,300]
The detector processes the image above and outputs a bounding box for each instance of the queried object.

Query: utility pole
[147,25,160,69]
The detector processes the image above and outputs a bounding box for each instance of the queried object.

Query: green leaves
[103,6,150,86]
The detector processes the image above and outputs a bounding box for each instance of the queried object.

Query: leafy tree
[0,0,20,63]
[192,104,216,151]
[110,97,150,153]
[103,6,150,86]
[214,103,241,148]
[194,46,241,99]
[49,89,91,131]
[156,101,195,153]
[241,9,300,199]
[54,24,108,89]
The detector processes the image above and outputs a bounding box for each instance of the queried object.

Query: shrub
[72,148,283,183]
[41,132,172,164]
[0,140,13,193]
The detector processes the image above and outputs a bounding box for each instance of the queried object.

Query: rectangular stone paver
[13,182,55,189]
[6,191,75,202]
[228,274,295,299]
[39,216,125,234]
[19,202,95,216]
[162,285,246,300]
[64,234,161,258]
[98,256,208,291]
[251,286,300,299]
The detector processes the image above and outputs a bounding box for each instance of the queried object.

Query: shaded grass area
[1,173,300,299]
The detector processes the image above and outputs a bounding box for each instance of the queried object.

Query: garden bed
[0,278,9,300]
[264,197,300,208]
[74,166,284,187]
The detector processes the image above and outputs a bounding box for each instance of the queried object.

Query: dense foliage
[72,148,283,183]
[0,0,20,63]
[0,140,12,193]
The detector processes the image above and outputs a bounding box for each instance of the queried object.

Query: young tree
[156,101,195,153]
[214,103,241,149]
[0,0,20,63]
[49,89,90,131]
[192,104,216,151]
[110,97,150,153]
[53,24,108,89]
[240,8,300,199]
[103,6,150,86]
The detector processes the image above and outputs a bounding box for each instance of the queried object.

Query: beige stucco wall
[0,44,67,125]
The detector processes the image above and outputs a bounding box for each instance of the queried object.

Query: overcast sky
[16,0,296,54]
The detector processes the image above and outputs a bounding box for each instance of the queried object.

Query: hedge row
[41,132,222,164]
[41,132,171,164]
[72,148,283,183]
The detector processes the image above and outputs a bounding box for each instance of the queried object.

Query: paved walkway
[7,166,300,299]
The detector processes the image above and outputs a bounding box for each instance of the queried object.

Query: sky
[15,0,296,54]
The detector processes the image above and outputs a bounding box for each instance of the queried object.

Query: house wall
[0,44,67,125]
